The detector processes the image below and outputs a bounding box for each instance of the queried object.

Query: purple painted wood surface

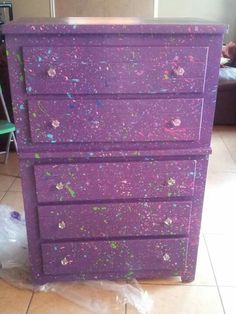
[38,201,192,240]
[29,98,203,144]
[2,18,226,284]
[34,160,196,203]
[2,17,228,34]
[23,46,207,95]
[42,238,188,275]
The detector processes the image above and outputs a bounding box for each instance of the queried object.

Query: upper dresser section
[2,18,227,150]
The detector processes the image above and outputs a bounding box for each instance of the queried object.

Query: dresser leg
[181,273,195,283]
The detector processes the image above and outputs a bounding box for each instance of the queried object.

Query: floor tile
[28,286,125,314]
[201,171,236,234]
[9,178,22,192]
[0,191,24,212]
[218,126,236,152]
[228,150,236,164]
[139,237,216,286]
[0,279,32,314]
[0,174,15,192]
[219,287,236,314]
[205,234,236,286]
[127,285,224,314]
[208,133,236,172]
[0,152,19,177]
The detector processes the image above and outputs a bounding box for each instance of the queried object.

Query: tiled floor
[0,126,236,313]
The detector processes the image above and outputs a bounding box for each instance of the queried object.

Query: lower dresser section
[42,238,188,276]
[19,154,208,283]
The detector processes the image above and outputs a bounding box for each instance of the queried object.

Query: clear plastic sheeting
[0,205,154,314]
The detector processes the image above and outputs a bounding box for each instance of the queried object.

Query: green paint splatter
[19,73,24,81]
[126,271,134,278]
[46,171,51,176]
[16,53,23,64]
[6,50,9,57]
[32,112,37,118]
[92,206,107,212]
[34,153,40,159]
[110,241,118,249]
[65,184,76,198]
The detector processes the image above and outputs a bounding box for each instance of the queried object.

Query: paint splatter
[92,206,107,212]
[65,185,76,198]
[110,241,118,249]
[16,53,23,64]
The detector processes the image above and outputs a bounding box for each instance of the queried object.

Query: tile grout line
[25,291,34,314]
[203,234,226,314]
[217,128,236,163]
[139,282,218,287]
[0,176,17,201]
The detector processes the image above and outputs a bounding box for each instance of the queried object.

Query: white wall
[157,0,236,42]
[11,0,50,18]
[56,0,154,18]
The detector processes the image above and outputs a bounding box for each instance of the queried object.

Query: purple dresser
[2,18,226,284]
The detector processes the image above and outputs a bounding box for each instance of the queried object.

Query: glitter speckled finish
[2,17,226,284]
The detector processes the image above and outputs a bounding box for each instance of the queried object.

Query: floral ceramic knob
[171,118,181,127]
[56,182,64,190]
[167,177,176,186]
[61,257,69,266]
[51,119,60,129]
[173,66,185,76]
[163,253,171,262]
[47,67,57,78]
[164,217,173,226]
[58,221,66,229]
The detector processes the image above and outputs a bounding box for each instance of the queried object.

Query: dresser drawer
[29,98,203,144]
[34,160,196,203]
[42,238,188,275]
[38,201,192,240]
[23,46,207,95]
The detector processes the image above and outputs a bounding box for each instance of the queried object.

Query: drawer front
[29,98,203,144]
[34,160,196,203]
[42,238,188,275]
[38,201,192,240]
[23,46,207,95]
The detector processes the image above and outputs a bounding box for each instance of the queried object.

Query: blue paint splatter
[19,104,25,110]
[67,93,73,99]
[47,133,54,139]
[38,56,42,62]
[26,86,32,93]
[71,78,80,83]
[96,99,103,107]
[47,49,52,54]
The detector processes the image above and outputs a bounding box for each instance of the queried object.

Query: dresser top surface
[2,17,227,34]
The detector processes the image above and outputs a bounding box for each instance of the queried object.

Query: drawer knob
[56,182,64,190]
[58,221,66,229]
[51,119,60,129]
[171,118,181,127]
[164,217,173,226]
[163,253,171,262]
[167,177,176,186]
[173,66,185,76]
[61,257,69,266]
[47,67,57,78]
